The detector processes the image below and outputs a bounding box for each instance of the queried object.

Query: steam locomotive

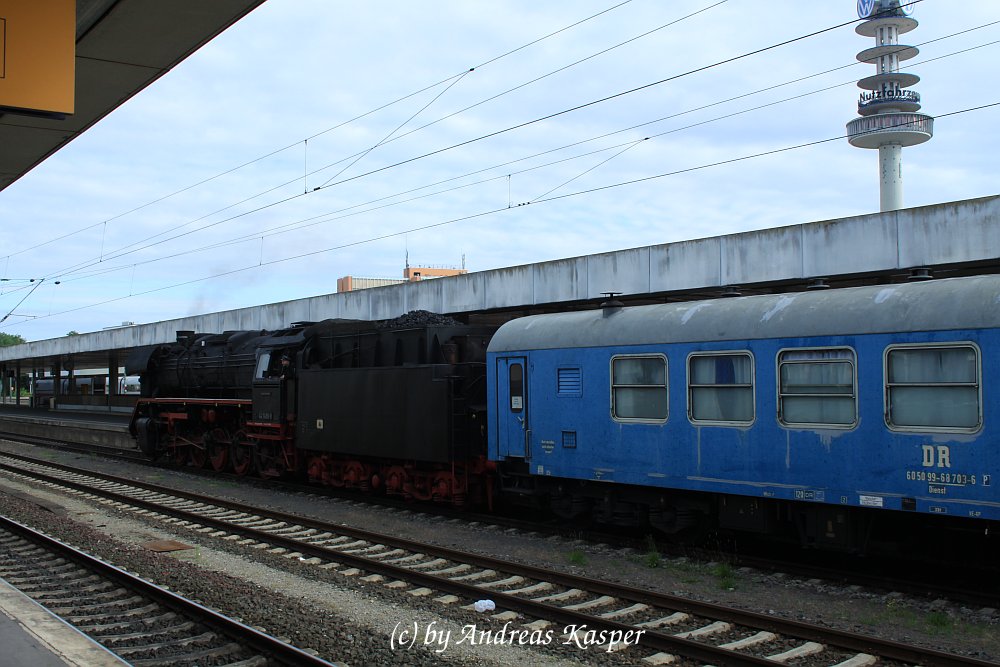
[127,314,496,506]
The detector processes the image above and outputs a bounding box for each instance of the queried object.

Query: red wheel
[206,428,230,472]
[189,444,208,469]
[343,461,368,490]
[432,471,457,503]
[307,455,329,484]
[385,465,408,495]
[230,430,254,476]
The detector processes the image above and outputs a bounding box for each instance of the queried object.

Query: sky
[1,0,998,342]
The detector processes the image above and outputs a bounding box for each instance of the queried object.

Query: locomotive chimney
[176,330,195,346]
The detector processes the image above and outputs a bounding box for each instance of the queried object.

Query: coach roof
[487,274,1000,352]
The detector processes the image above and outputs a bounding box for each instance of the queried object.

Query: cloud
[1,0,997,340]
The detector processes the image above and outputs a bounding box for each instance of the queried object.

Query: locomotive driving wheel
[189,441,208,468]
[230,430,254,476]
[205,428,230,472]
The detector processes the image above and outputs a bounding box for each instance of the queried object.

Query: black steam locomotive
[126,313,496,506]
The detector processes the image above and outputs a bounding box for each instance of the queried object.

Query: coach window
[885,344,981,431]
[778,348,857,427]
[611,355,667,422]
[688,352,754,425]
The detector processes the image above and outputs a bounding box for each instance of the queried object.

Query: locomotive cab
[251,349,295,424]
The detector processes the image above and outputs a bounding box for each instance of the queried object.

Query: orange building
[338,265,468,293]
[403,266,467,281]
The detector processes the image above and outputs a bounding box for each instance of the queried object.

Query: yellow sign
[0,0,75,115]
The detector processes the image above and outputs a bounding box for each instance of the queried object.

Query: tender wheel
[307,455,329,484]
[230,430,254,477]
[384,465,409,497]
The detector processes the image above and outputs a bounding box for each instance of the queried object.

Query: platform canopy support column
[51,358,61,408]
[108,351,120,400]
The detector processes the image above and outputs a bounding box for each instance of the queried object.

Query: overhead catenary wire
[54,138,655,284]
[529,138,648,203]
[0,278,47,324]
[43,23,1000,286]
[36,2,931,283]
[3,100,996,330]
[317,68,476,188]
[43,0,727,278]
[1,0,638,261]
[304,8,898,196]
[9,1,1000,332]
[345,0,731,153]
[8,39,998,300]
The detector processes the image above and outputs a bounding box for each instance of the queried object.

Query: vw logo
[857,0,876,18]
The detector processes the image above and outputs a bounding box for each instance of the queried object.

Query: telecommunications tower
[847,0,933,212]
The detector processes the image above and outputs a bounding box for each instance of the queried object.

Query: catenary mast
[846,0,933,212]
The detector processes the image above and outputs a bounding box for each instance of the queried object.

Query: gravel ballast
[0,441,997,665]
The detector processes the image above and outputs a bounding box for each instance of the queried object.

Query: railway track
[0,450,991,667]
[5,428,999,609]
[0,513,338,667]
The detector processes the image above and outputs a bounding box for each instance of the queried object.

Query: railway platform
[0,577,127,666]
[0,405,134,451]
[0,403,131,424]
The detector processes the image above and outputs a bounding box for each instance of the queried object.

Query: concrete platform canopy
[0,0,268,407]
[1,194,999,378]
[1,0,268,192]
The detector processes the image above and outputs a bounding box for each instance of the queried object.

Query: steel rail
[0,513,339,667]
[0,452,992,667]
[5,426,999,613]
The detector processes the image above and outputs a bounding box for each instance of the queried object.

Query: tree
[0,332,28,398]
[0,332,26,347]
[66,331,80,336]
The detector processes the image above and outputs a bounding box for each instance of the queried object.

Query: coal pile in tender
[377,310,462,329]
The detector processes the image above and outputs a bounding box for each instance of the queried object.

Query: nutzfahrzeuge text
[391,620,646,653]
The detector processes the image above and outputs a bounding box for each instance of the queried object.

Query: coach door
[496,357,529,459]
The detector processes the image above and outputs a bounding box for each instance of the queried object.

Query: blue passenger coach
[486,275,998,549]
